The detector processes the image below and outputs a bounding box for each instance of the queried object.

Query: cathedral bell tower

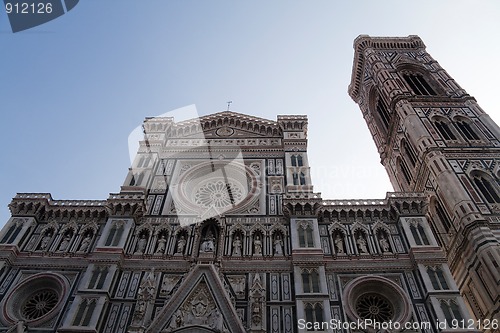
[349,35,500,322]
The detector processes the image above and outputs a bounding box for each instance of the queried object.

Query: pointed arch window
[376,98,391,130]
[1,222,23,244]
[291,155,304,167]
[88,266,108,289]
[302,269,320,293]
[292,173,299,185]
[299,172,306,185]
[298,223,314,248]
[410,222,430,245]
[304,303,324,330]
[435,200,452,233]
[73,298,97,327]
[455,120,480,141]
[398,157,412,185]
[105,223,124,247]
[440,300,463,326]
[434,120,456,140]
[472,173,500,203]
[427,266,449,290]
[403,73,436,96]
[401,139,417,167]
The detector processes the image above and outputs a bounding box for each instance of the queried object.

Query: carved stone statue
[232,235,242,256]
[334,234,344,254]
[201,230,215,252]
[58,235,71,252]
[253,235,262,255]
[40,232,52,250]
[274,235,283,255]
[379,235,390,253]
[78,234,92,252]
[176,235,186,254]
[356,234,368,254]
[135,234,147,254]
[156,235,166,254]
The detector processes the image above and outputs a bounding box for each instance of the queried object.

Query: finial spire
[226,101,232,111]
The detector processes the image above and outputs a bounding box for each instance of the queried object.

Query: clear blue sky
[1,1,499,227]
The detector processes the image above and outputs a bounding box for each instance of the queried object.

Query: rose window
[342,275,412,326]
[194,181,243,209]
[1,272,69,326]
[21,289,59,320]
[355,293,394,322]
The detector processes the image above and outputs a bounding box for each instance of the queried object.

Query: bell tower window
[434,120,457,140]
[472,173,500,204]
[376,98,391,130]
[403,73,436,96]
[455,120,480,141]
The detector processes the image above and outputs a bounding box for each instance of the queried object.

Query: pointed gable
[146,264,245,333]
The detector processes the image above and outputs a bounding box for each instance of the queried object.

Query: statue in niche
[39,232,52,250]
[253,234,262,255]
[135,234,148,254]
[379,234,391,253]
[232,235,242,256]
[356,234,368,254]
[334,234,344,254]
[176,235,186,254]
[201,230,215,252]
[274,234,283,255]
[78,234,92,252]
[58,234,71,252]
[156,235,167,253]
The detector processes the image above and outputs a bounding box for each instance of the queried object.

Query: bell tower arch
[349,35,500,321]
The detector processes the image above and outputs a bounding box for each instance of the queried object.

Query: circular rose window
[171,161,259,214]
[22,289,59,320]
[355,293,394,322]
[342,275,412,326]
[1,272,69,326]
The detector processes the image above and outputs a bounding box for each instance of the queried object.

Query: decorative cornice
[348,35,425,102]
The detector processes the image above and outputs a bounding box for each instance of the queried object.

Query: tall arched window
[440,300,463,326]
[427,266,449,290]
[88,266,108,289]
[434,119,457,140]
[401,139,417,167]
[455,119,480,141]
[302,269,320,293]
[292,173,299,185]
[376,98,391,130]
[472,173,500,203]
[298,223,314,248]
[304,303,324,330]
[398,157,412,185]
[73,298,97,327]
[435,200,452,233]
[402,72,437,96]
[1,222,23,244]
[299,172,306,185]
[291,155,303,167]
[410,222,430,245]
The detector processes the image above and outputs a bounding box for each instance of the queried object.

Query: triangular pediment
[146,264,245,333]
[171,111,281,139]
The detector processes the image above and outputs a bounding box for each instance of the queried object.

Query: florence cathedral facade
[0,36,499,332]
